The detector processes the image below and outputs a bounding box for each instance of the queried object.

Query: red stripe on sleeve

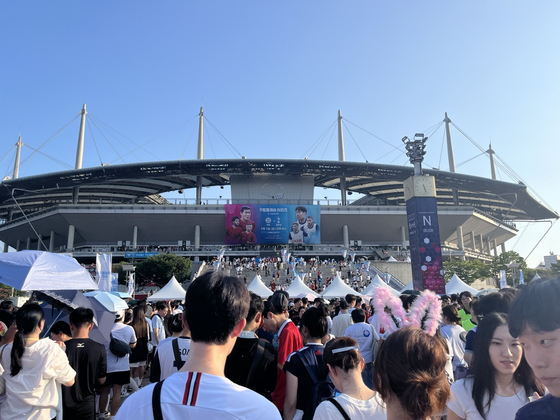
[182,371,193,405]
[190,373,202,406]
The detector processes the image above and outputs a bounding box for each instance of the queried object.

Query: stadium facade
[0,107,556,268]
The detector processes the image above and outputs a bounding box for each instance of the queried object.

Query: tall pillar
[342,225,349,249]
[75,104,87,169]
[13,135,23,179]
[67,225,75,252]
[401,226,407,249]
[194,225,201,262]
[478,234,484,253]
[195,107,204,205]
[491,239,497,256]
[16,240,21,251]
[337,110,347,205]
[469,231,476,251]
[26,237,31,250]
[132,226,138,249]
[49,231,55,252]
[3,242,9,253]
[36,234,43,250]
[500,243,506,253]
[456,226,465,260]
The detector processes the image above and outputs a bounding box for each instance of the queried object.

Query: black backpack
[109,333,132,358]
[300,352,334,420]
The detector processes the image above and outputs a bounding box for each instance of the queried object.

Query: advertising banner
[225,204,321,245]
[96,253,112,292]
[406,197,445,294]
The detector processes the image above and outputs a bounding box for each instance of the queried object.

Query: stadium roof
[0,158,556,221]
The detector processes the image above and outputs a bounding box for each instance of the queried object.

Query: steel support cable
[205,125,217,158]
[86,119,104,166]
[18,113,80,168]
[301,119,337,159]
[341,121,369,162]
[0,145,17,179]
[455,151,486,169]
[4,185,48,250]
[180,123,197,160]
[344,119,404,154]
[450,120,554,210]
[305,121,337,159]
[88,114,158,162]
[320,126,336,160]
[524,219,557,261]
[203,117,243,158]
[88,113,184,162]
[21,144,72,169]
[87,117,130,164]
[438,126,445,170]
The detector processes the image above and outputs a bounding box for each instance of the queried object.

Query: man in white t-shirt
[344,309,379,391]
[331,300,353,337]
[99,311,137,419]
[151,301,169,347]
[116,271,281,420]
[150,314,191,382]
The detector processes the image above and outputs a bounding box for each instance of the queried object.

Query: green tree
[135,254,192,287]
[490,251,527,287]
[443,258,491,285]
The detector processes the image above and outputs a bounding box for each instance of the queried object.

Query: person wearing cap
[263,290,303,414]
[99,309,137,419]
[331,300,353,337]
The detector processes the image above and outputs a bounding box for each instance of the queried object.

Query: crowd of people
[0,273,559,420]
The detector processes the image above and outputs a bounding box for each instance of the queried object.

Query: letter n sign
[405,197,445,294]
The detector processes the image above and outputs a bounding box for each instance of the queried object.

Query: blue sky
[1,1,559,267]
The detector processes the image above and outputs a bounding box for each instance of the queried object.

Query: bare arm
[283,371,298,420]
[98,376,106,385]
[447,409,465,420]
[63,378,75,387]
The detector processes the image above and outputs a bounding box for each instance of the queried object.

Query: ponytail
[9,303,44,377]
[10,330,25,376]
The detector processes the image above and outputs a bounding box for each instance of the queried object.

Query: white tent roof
[247,274,273,298]
[400,280,414,292]
[445,274,479,295]
[387,256,398,262]
[285,275,320,298]
[321,274,361,299]
[362,274,400,296]
[147,276,187,301]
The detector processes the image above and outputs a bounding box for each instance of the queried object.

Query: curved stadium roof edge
[0,158,557,221]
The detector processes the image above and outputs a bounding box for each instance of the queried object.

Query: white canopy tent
[445,274,479,295]
[147,276,187,302]
[400,280,414,292]
[387,256,398,262]
[247,274,273,298]
[362,274,400,296]
[285,274,320,298]
[321,274,361,299]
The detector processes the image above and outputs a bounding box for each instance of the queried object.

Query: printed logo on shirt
[77,343,85,348]
[363,329,371,337]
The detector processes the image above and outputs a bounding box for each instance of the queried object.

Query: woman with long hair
[128,305,149,392]
[374,327,451,420]
[313,336,386,419]
[0,303,75,420]
[447,312,544,420]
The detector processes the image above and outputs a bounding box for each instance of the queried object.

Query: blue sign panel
[406,196,445,294]
[225,205,321,245]
[124,252,159,258]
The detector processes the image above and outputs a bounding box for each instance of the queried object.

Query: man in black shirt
[63,307,107,420]
[225,292,277,400]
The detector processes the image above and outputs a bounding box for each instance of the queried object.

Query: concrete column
[26,237,31,250]
[16,240,21,251]
[469,231,476,251]
[478,234,484,253]
[194,225,201,250]
[401,226,407,249]
[49,231,55,252]
[342,225,349,249]
[132,226,138,249]
[500,243,506,253]
[67,225,75,252]
[491,240,497,256]
[3,242,9,253]
[36,234,43,250]
[456,226,464,259]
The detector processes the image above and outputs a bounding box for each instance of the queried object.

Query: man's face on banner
[241,208,251,221]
